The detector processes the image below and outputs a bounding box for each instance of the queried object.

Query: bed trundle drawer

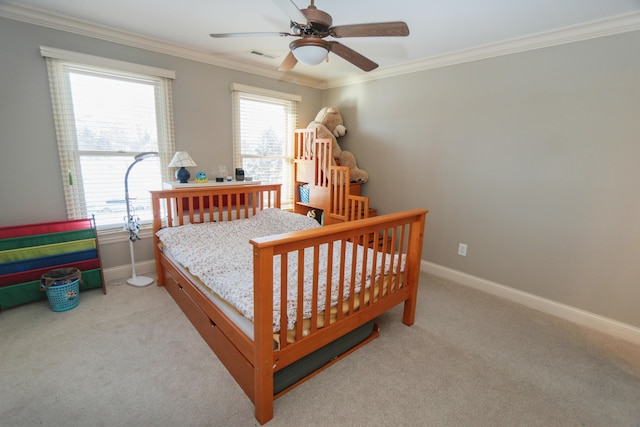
[162,269,256,400]
[273,320,377,395]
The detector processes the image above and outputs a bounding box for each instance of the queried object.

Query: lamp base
[175,167,190,183]
[127,276,154,287]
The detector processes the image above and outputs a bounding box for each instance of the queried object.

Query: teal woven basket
[41,268,81,312]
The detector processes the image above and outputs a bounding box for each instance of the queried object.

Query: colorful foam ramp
[0,219,105,309]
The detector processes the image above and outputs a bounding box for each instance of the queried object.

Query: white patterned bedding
[156,208,404,332]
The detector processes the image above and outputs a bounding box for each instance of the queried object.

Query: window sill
[97,225,155,245]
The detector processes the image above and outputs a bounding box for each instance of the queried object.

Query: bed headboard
[150,184,282,231]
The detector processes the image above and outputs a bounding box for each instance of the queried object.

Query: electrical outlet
[458,243,468,256]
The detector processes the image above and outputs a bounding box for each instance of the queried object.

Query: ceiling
[2,0,640,88]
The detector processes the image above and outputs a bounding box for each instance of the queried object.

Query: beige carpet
[1,272,639,427]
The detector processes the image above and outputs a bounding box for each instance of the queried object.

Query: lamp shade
[290,39,328,66]
[168,151,197,167]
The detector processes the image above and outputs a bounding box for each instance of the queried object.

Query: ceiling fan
[210,0,409,72]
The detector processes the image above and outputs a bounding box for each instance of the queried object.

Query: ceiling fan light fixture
[290,39,328,66]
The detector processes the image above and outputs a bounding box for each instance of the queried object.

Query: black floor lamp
[124,151,158,287]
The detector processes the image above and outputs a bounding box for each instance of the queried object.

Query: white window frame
[41,47,176,236]
[231,83,300,209]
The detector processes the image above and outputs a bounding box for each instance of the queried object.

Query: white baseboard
[422,261,640,346]
[103,260,157,284]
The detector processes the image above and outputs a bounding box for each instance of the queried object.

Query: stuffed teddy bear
[307,107,369,183]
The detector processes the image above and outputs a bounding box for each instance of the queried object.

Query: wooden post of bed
[253,244,275,424]
[151,193,164,287]
[402,211,427,326]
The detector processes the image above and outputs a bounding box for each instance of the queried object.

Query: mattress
[156,208,405,341]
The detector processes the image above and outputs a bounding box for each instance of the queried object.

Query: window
[231,84,300,208]
[42,47,176,230]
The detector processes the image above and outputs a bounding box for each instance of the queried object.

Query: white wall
[0,17,324,269]
[323,30,640,328]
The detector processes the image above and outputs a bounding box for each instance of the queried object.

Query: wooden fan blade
[271,0,309,26]
[329,41,378,72]
[279,51,298,71]
[330,22,409,38]
[210,32,292,38]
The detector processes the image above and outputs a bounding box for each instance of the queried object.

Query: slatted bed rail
[250,208,427,422]
[152,184,281,227]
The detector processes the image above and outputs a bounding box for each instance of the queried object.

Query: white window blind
[43,48,176,230]
[231,84,300,208]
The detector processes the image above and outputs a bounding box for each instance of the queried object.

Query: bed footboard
[251,209,427,423]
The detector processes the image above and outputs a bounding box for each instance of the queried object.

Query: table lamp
[168,151,197,183]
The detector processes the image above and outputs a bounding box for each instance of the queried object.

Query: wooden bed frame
[151,183,427,424]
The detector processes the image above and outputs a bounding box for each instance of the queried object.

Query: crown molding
[2,3,639,90]
[327,11,640,89]
[0,2,327,89]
